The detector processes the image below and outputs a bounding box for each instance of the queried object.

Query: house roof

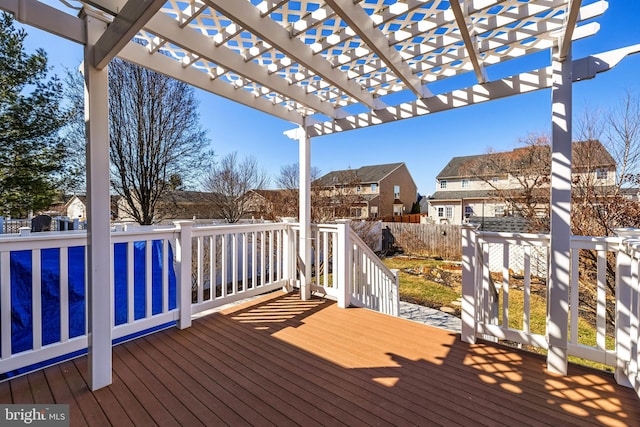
[437,140,616,180]
[160,191,224,204]
[314,162,404,187]
[64,194,120,209]
[250,189,291,198]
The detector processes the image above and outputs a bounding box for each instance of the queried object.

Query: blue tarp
[6,240,177,356]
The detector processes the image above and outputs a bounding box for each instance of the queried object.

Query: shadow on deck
[2,291,638,426]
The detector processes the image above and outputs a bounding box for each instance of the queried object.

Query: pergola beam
[304,45,640,137]
[206,0,381,110]
[0,0,85,44]
[93,0,165,69]
[449,0,487,84]
[144,13,341,119]
[117,42,304,125]
[557,0,583,61]
[323,0,431,98]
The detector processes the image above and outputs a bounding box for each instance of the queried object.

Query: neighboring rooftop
[314,162,405,187]
[437,140,616,180]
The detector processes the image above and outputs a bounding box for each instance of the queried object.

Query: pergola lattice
[1,0,638,391]
[5,0,635,134]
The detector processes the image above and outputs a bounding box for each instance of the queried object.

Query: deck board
[2,291,639,426]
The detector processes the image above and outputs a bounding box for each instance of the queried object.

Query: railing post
[614,229,638,388]
[461,224,477,344]
[174,221,194,329]
[336,219,352,309]
[281,218,296,292]
[390,268,400,317]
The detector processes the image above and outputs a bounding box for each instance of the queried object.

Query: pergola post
[83,12,112,390]
[547,45,572,375]
[298,127,312,300]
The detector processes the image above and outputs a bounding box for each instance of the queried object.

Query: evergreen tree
[0,14,66,217]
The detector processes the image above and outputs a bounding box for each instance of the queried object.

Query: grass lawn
[384,256,460,311]
[383,255,614,371]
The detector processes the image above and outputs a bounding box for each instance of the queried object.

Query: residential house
[65,195,88,220]
[117,190,223,222]
[63,194,121,221]
[313,162,417,219]
[429,140,617,224]
[244,189,296,220]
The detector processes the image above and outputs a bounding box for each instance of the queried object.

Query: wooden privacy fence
[382,222,461,260]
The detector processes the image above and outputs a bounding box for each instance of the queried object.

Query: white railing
[462,225,640,397]
[0,219,401,379]
[293,221,399,316]
[189,222,292,316]
[616,234,640,396]
[0,226,178,375]
[349,228,399,316]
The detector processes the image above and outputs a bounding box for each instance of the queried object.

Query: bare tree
[312,168,364,222]
[462,133,551,232]
[60,68,86,195]
[464,92,640,328]
[63,59,211,224]
[201,152,269,222]
[572,91,640,237]
[264,163,322,219]
[571,93,640,327]
[276,163,322,190]
[109,59,210,224]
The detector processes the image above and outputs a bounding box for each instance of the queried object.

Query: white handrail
[464,227,640,397]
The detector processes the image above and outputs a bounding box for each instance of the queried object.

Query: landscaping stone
[399,301,461,332]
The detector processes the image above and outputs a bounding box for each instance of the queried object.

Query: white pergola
[1,0,638,390]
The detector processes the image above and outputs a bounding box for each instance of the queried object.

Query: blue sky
[16,1,640,196]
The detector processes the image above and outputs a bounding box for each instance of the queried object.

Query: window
[356,185,361,193]
[370,183,378,192]
[596,168,608,180]
[370,206,378,218]
[394,185,400,198]
[464,206,473,218]
[440,180,447,189]
[461,179,469,188]
[437,207,444,217]
[445,207,453,218]
[495,205,504,216]
[492,177,499,183]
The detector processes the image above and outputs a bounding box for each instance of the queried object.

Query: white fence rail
[349,228,399,316]
[291,221,399,316]
[616,235,640,396]
[462,226,640,397]
[1,220,400,379]
[0,227,178,375]
[189,222,292,315]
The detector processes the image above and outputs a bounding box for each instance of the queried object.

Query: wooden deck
[2,291,639,426]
